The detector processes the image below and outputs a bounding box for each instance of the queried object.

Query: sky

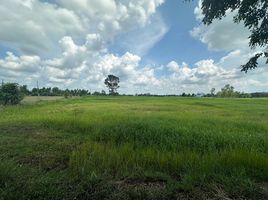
[0,0,267,94]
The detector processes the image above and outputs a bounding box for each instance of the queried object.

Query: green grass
[0,96,267,199]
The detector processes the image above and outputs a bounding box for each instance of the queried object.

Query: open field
[22,96,64,103]
[22,96,79,103]
[0,96,267,199]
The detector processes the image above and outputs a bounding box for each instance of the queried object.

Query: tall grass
[0,96,267,199]
[69,141,268,185]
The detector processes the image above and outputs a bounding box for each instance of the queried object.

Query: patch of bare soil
[257,182,268,198]
[211,185,233,200]
[18,154,69,171]
[114,178,166,191]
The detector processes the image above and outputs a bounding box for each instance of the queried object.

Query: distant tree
[20,85,30,96]
[93,91,101,96]
[76,89,88,96]
[186,0,267,72]
[210,88,216,96]
[64,89,70,99]
[38,87,52,96]
[0,83,23,105]
[28,87,90,97]
[239,92,251,98]
[31,88,39,96]
[101,90,106,96]
[217,84,240,98]
[104,75,120,95]
[52,87,61,96]
[251,92,268,98]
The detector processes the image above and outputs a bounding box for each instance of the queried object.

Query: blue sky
[0,0,267,94]
[109,0,226,67]
[147,0,225,65]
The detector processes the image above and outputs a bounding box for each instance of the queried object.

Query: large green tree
[187,0,267,72]
[0,83,23,105]
[104,75,120,95]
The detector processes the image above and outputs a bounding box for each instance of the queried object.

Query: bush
[0,83,23,105]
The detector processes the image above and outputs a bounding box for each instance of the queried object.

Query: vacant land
[22,96,78,103]
[0,97,267,199]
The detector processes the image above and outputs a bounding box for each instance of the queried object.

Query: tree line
[204,84,252,98]
[1,81,268,106]
[20,85,90,97]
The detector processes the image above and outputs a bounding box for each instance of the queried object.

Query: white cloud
[0,0,84,55]
[0,0,169,92]
[1,0,267,94]
[174,0,268,93]
[113,13,169,56]
[0,33,159,91]
[167,61,180,72]
[0,52,41,73]
[0,0,165,55]
[190,0,250,52]
[1,40,268,94]
[158,53,268,94]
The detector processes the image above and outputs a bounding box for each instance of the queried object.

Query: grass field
[0,96,267,199]
[22,96,78,103]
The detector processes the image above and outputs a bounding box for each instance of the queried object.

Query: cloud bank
[0,0,267,94]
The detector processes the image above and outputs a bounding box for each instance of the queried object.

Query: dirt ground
[22,96,65,103]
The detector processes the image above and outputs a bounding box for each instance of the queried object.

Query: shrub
[0,83,23,105]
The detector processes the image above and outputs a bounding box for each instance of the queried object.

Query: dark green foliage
[0,83,23,105]
[101,90,106,95]
[205,85,251,98]
[30,87,90,97]
[210,88,216,96]
[20,85,30,96]
[217,84,240,98]
[188,0,268,72]
[104,74,120,95]
[241,52,267,72]
[251,92,268,97]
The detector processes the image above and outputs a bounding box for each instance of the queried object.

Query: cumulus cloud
[0,0,267,94]
[180,0,268,93]
[190,0,250,52]
[1,40,268,94]
[0,52,41,73]
[0,0,167,91]
[0,33,160,91]
[113,13,169,56]
[159,54,268,94]
[0,0,166,56]
[167,61,180,72]
[0,0,84,55]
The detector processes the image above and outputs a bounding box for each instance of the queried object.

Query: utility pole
[37,80,40,96]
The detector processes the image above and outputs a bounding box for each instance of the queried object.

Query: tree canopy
[104,75,120,95]
[206,84,251,98]
[187,0,268,72]
[0,83,23,105]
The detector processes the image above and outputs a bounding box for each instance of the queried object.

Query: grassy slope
[0,96,267,199]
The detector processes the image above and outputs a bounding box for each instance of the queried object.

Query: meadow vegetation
[0,96,267,199]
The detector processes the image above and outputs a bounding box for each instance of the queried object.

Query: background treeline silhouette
[20,85,90,97]
[18,84,268,98]
[11,84,268,98]
[1,83,268,106]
